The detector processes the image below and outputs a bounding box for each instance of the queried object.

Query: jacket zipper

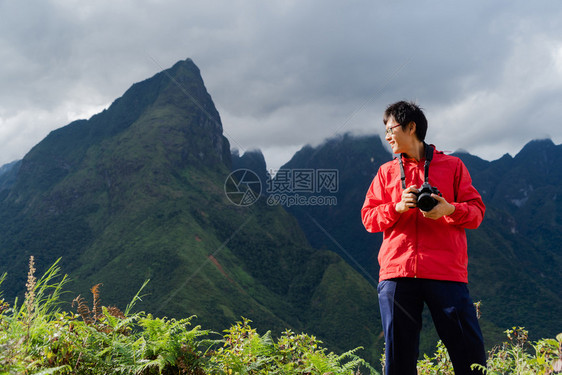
[414,212,418,278]
[414,159,424,278]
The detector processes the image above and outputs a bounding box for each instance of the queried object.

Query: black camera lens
[417,193,437,212]
[416,183,439,212]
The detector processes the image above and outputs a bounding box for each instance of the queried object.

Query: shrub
[207,317,376,374]
[415,327,562,374]
[0,258,375,374]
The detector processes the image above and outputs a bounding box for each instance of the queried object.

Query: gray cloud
[1,1,562,170]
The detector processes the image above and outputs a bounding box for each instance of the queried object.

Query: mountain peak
[282,133,390,170]
[515,138,556,159]
[11,58,230,197]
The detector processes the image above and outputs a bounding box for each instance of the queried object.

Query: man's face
[384,117,410,154]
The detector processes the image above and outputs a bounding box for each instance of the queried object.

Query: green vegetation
[0,258,375,374]
[416,328,562,374]
[2,258,561,374]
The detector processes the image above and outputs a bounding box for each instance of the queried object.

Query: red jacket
[361,146,485,283]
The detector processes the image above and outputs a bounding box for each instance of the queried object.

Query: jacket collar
[395,143,438,164]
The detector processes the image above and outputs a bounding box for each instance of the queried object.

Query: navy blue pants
[377,278,486,375]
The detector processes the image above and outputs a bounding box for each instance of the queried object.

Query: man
[361,101,487,374]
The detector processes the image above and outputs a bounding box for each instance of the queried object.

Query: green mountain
[274,134,562,352]
[0,59,382,362]
[453,140,562,339]
[278,134,387,284]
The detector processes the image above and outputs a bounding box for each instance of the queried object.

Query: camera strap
[399,143,434,190]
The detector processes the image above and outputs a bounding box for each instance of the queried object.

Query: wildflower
[24,255,37,316]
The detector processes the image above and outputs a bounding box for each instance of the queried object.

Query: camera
[399,144,442,212]
[414,182,441,212]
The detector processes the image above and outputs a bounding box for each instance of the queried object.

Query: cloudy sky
[1,0,562,171]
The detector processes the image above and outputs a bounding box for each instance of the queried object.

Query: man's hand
[421,194,455,220]
[395,186,419,214]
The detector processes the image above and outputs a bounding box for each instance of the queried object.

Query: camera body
[414,182,441,212]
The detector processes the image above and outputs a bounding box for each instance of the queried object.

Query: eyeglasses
[384,123,401,136]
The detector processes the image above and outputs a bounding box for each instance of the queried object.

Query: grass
[1,257,561,374]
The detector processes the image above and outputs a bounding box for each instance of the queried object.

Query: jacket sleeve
[361,168,401,233]
[443,159,485,229]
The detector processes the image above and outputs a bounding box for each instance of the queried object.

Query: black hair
[383,100,428,141]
